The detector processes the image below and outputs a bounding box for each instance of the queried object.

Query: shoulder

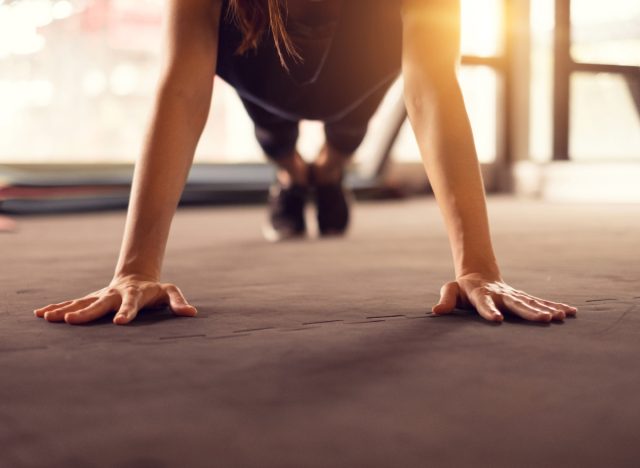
[167,0,223,25]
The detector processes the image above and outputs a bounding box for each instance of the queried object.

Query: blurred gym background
[0,0,639,218]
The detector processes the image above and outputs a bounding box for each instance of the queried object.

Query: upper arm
[160,0,223,101]
[401,0,462,79]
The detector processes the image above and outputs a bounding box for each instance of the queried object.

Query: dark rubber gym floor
[2,197,640,467]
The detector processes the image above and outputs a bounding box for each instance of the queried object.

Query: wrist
[112,270,160,284]
[456,270,503,283]
[114,257,161,283]
[455,259,502,281]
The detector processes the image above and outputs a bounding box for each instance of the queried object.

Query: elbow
[157,77,213,127]
[402,62,459,119]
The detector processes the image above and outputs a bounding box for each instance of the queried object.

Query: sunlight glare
[460,0,501,57]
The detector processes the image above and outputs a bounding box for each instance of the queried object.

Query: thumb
[164,285,198,317]
[432,281,460,315]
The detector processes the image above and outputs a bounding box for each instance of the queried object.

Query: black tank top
[216,0,403,122]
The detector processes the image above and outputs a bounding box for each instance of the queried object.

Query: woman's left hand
[432,273,578,323]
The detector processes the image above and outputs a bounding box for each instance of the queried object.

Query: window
[530,0,640,162]
[0,0,506,166]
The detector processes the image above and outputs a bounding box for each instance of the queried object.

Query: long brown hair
[227,0,300,67]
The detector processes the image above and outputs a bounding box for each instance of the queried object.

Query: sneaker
[263,182,308,242]
[312,169,351,237]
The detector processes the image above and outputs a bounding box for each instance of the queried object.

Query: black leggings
[239,79,394,161]
[215,0,403,162]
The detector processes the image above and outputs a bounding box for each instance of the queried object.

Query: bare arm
[401,0,577,322]
[35,0,223,325]
[114,0,221,281]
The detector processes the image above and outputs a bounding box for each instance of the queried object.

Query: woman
[34,0,577,325]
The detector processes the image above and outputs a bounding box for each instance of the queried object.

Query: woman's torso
[215,0,403,122]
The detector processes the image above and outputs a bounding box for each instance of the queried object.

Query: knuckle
[120,302,137,310]
[163,284,178,293]
[512,298,527,308]
[539,312,553,322]
[171,293,185,302]
[105,287,119,296]
[443,281,457,291]
[123,285,140,295]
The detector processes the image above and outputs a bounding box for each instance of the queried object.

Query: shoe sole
[262,225,307,243]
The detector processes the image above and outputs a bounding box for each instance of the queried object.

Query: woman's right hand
[34,275,198,325]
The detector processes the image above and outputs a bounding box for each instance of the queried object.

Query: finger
[512,293,566,320]
[530,296,578,316]
[503,296,553,322]
[64,296,119,325]
[113,292,141,325]
[164,285,198,317]
[43,298,98,322]
[43,301,85,322]
[34,300,73,318]
[473,294,503,323]
[528,298,566,321]
[431,282,459,315]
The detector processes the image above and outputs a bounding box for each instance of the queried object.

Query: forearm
[114,85,211,281]
[404,73,500,279]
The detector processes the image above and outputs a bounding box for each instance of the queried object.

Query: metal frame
[553,0,640,161]
[372,0,519,188]
[1,0,528,213]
